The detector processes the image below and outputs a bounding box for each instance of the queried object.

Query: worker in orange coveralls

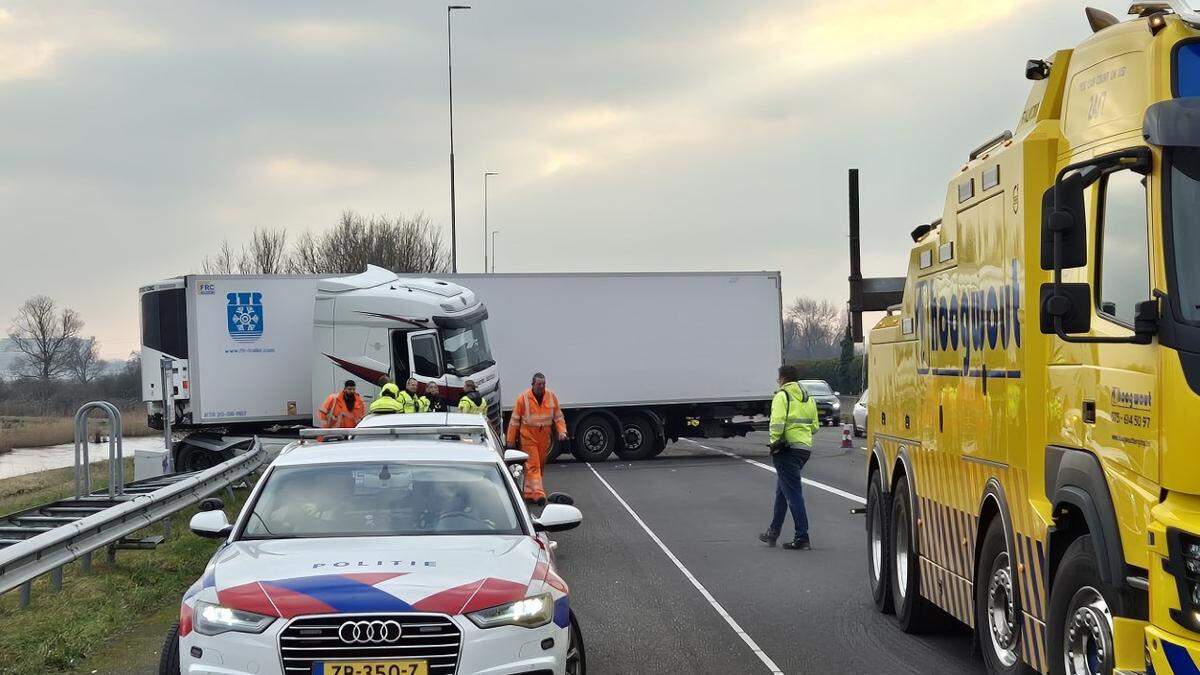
[317,380,366,428]
[505,372,567,505]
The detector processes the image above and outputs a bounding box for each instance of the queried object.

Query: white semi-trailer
[139,266,500,471]
[448,272,783,461]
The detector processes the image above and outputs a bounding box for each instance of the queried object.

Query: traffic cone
[841,423,853,448]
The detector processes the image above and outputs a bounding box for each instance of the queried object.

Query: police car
[161,420,585,675]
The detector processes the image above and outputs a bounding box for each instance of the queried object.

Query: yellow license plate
[320,661,428,675]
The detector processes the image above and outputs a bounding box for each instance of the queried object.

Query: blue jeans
[767,448,810,541]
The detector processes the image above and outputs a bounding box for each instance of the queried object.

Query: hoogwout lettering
[914,259,1023,374]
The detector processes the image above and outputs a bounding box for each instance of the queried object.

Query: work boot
[782,538,811,550]
[758,532,778,547]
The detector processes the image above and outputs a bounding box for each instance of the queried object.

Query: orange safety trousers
[506,389,566,501]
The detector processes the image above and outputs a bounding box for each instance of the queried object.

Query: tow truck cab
[857,3,1200,673]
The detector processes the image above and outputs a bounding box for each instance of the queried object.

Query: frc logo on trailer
[227,292,264,343]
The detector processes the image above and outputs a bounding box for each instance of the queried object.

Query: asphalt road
[548,431,987,675]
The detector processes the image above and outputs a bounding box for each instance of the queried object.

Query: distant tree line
[202,210,450,275]
[783,297,864,394]
[2,296,141,417]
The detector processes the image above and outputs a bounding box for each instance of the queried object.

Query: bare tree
[7,296,83,381]
[67,336,103,385]
[206,212,450,276]
[785,297,842,360]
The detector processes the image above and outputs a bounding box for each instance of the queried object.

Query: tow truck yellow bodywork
[863,5,1200,674]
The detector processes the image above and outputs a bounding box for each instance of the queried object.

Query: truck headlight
[1166,530,1200,632]
[193,600,275,636]
[466,592,553,629]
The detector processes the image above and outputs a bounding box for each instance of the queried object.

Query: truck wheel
[1047,536,1114,675]
[890,475,938,633]
[975,518,1029,673]
[614,415,657,461]
[175,443,233,473]
[867,471,893,614]
[158,621,181,675]
[571,415,615,462]
[651,435,668,457]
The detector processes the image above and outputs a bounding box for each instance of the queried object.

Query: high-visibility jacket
[318,391,365,428]
[506,389,566,502]
[369,383,405,414]
[458,392,488,415]
[770,381,818,448]
[396,390,430,413]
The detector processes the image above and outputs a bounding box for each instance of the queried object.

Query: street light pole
[447,4,471,273]
[484,171,499,273]
[491,230,499,273]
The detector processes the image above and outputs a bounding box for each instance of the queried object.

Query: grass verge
[0,463,253,674]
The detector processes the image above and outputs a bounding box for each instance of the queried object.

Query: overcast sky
[0,0,1131,358]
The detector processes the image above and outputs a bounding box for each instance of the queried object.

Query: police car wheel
[158,621,181,675]
[565,610,587,675]
[1047,536,1114,675]
[890,475,939,633]
[867,471,894,614]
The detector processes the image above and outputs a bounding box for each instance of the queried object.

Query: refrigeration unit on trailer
[449,272,784,462]
[140,266,500,471]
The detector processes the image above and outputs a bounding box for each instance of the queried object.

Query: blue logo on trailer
[227,292,264,343]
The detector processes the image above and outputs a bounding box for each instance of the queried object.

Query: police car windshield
[442,321,494,376]
[241,461,522,539]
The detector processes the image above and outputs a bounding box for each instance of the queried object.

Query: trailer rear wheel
[175,443,233,474]
[571,415,615,462]
[614,415,657,461]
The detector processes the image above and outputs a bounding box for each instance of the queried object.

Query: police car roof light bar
[298,425,488,440]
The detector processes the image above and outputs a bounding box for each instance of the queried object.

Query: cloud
[251,156,379,189]
[0,6,164,84]
[0,9,60,82]
[261,19,388,49]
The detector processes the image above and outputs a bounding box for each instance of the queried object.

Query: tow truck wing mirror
[1040,168,1099,271]
[190,509,233,539]
[1039,283,1092,335]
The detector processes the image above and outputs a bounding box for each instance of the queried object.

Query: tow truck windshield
[442,321,494,376]
[241,461,522,539]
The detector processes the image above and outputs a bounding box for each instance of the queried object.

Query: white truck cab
[139,267,501,471]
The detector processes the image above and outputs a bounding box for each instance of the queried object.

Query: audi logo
[338,619,403,644]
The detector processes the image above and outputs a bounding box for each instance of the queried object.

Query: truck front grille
[279,613,462,674]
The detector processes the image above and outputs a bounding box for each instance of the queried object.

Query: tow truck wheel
[566,610,587,675]
[571,415,615,462]
[890,475,938,633]
[1047,536,1115,675]
[867,471,893,614]
[614,415,656,461]
[158,621,180,675]
[975,518,1029,673]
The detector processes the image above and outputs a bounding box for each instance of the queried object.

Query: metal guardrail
[0,439,267,602]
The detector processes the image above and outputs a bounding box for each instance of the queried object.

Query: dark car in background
[799,380,841,426]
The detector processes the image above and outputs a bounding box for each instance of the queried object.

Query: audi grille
[279,613,462,673]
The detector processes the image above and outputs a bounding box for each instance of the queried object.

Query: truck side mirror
[1040,167,1099,271]
[1039,283,1092,335]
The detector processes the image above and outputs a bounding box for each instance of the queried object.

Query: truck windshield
[442,321,494,376]
[1169,149,1200,323]
[241,461,522,539]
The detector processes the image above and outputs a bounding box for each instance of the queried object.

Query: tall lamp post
[491,230,499,273]
[447,4,471,273]
[484,171,499,272]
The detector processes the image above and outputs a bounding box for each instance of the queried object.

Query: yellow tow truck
[848,3,1200,673]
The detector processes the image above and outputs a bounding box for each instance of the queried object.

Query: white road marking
[586,463,784,675]
[681,439,866,505]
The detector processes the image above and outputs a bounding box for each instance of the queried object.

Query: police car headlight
[193,600,275,636]
[466,592,553,629]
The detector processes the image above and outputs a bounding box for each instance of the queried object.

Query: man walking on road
[317,380,366,428]
[760,365,818,550]
[506,373,567,505]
